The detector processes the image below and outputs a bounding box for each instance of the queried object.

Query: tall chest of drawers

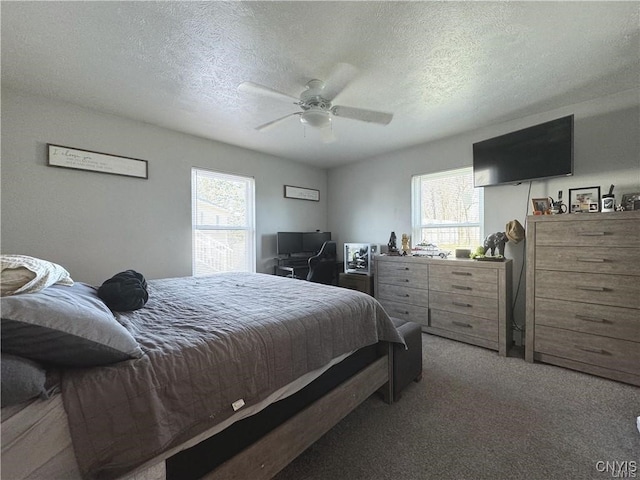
[525,211,640,386]
[375,255,512,356]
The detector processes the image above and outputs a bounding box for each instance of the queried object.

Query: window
[192,168,255,275]
[411,167,483,251]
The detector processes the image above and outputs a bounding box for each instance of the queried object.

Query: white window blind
[411,167,484,251]
[192,168,255,275]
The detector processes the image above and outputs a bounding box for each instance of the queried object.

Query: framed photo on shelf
[531,197,550,215]
[621,192,640,211]
[569,186,600,213]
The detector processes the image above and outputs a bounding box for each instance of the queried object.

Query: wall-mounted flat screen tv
[473,115,574,187]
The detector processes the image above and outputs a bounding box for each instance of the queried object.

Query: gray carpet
[274,334,640,480]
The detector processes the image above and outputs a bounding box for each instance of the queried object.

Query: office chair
[306,241,337,285]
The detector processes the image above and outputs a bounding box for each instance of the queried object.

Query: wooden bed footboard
[125,343,393,480]
[204,345,393,479]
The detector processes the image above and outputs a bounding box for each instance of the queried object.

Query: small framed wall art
[284,185,320,201]
[48,144,148,179]
[569,186,600,213]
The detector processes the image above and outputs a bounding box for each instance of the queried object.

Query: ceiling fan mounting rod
[300,79,332,111]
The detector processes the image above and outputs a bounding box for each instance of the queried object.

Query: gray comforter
[61,273,402,479]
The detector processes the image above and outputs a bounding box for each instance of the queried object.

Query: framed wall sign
[47,144,148,179]
[569,186,600,213]
[284,185,320,201]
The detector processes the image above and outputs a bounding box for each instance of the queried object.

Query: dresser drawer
[377,283,428,308]
[536,246,640,276]
[377,261,428,286]
[535,270,640,309]
[535,325,640,376]
[429,291,498,319]
[535,298,640,342]
[378,299,428,326]
[535,219,640,247]
[430,309,498,343]
[429,264,497,297]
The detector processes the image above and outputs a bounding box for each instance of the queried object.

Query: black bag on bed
[98,270,148,312]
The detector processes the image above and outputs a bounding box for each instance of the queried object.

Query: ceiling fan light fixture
[300,109,331,129]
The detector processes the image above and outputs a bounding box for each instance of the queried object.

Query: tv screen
[276,232,302,255]
[302,232,331,253]
[473,115,574,187]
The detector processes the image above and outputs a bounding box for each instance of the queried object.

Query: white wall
[1,88,328,285]
[328,89,640,336]
[3,87,638,335]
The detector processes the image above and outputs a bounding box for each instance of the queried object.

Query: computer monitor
[302,232,331,254]
[276,232,303,255]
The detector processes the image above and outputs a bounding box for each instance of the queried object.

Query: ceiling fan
[238,63,393,141]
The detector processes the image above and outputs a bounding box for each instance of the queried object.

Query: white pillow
[1,255,73,296]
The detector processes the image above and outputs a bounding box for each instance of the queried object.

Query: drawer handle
[451,285,472,291]
[397,293,410,298]
[397,267,410,271]
[451,271,472,276]
[576,257,606,263]
[452,321,472,328]
[576,345,609,355]
[575,314,607,324]
[577,231,607,237]
[452,301,472,308]
[394,309,410,315]
[576,285,608,292]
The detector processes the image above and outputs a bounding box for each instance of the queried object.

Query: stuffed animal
[483,232,508,256]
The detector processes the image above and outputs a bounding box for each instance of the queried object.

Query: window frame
[191,168,256,275]
[411,166,484,250]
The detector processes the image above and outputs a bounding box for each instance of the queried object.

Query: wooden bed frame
[120,344,393,480]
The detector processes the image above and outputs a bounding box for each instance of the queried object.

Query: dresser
[525,211,640,386]
[375,255,512,356]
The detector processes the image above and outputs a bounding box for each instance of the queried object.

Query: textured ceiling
[2,2,639,168]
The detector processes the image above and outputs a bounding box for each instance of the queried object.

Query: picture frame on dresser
[568,186,600,213]
[531,197,550,214]
[621,192,640,211]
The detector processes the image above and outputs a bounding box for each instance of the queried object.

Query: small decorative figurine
[483,231,508,257]
[401,234,411,256]
[388,231,399,255]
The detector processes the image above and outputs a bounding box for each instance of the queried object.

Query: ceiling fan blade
[238,81,299,104]
[255,112,301,132]
[321,63,359,101]
[331,105,393,125]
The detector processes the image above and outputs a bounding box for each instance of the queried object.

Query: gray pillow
[1,282,143,367]
[1,353,48,407]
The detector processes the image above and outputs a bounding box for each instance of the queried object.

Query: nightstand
[339,273,374,296]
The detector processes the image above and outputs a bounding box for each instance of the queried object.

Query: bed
[1,269,403,480]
